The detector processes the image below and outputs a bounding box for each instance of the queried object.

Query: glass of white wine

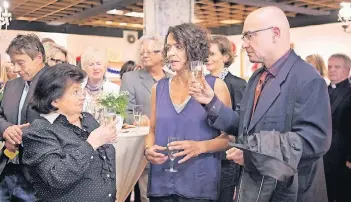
[133,105,143,131]
[166,136,179,173]
[190,61,204,83]
[102,108,116,126]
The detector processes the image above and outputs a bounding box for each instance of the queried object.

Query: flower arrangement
[98,91,129,117]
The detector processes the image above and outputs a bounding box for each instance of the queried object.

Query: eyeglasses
[139,50,161,57]
[50,58,67,64]
[241,27,274,41]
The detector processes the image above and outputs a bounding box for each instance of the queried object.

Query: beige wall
[228,22,351,80]
[0,30,140,65]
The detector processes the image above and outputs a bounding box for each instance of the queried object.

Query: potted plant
[98,91,129,131]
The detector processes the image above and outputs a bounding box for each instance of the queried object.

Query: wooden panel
[9,0,341,30]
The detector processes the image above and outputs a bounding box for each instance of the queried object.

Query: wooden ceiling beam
[225,0,331,15]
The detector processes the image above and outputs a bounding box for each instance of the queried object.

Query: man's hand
[226,147,244,165]
[3,123,30,144]
[189,76,215,105]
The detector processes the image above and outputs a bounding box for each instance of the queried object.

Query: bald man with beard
[189,6,331,202]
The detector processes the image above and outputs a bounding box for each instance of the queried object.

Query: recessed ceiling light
[131,23,143,28]
[124,12,144,18]
[220,19,242,24]
[106,9,124,15]
[16,16,37,21]
[119,22,127,26]
[105,21,113,24]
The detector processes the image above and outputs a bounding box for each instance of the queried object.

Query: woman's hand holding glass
[87,119,118,150]
[168,140,205,164]
[145,145,168,164]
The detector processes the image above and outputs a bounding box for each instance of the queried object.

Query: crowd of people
[0,5,350,202]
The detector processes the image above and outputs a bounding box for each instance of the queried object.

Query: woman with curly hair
[144,23,231,201]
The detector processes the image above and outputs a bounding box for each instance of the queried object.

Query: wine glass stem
[170,160,174,170]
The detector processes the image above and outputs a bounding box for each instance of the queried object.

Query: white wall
[0,30,140,64]
[227,22,351,80]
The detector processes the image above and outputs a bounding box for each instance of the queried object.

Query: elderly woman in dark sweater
[22,64,117,202]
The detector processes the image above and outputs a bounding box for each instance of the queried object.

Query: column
[143,0,195,37]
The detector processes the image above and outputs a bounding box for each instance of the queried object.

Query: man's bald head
[242,6,291,68]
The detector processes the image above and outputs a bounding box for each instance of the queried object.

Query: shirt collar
[265,49,292,77]
[330,78,350,89]
[40,112,60,124]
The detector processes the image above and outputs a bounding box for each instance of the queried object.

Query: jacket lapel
[242,68,263,131]
[21,66,48,124]
[139,69,155,94]
[7,79,25,124]
[330,88,351,114]
[248,51,299,132]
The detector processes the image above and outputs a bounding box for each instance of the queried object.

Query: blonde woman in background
[0,54,17,88]
[81,47,120,107]
[306,54,330,83]
[44,43,76,67]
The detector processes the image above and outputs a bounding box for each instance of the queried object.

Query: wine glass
[190,61,204,83]
[103,108,116,125]
[133,105,143,130]
[165,136,179,173]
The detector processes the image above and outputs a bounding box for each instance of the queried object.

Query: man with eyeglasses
[189,6,331,202]
[120,35,172,202]
[0,34,49,201]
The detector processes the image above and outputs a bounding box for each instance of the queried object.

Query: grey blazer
[210,51,332,202]
[120,69,171,124]
[0,66,48,177]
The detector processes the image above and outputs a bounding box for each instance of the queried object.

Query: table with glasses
[114,126,149,202]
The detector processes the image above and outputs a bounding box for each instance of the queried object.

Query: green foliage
[98,91,129,117]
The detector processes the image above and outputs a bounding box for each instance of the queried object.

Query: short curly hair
[164,23,210,65]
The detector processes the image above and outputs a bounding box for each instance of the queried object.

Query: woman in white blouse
[81,47,120,107]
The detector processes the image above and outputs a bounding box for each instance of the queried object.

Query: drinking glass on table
[133,105,143,131]
[166,136,179,173]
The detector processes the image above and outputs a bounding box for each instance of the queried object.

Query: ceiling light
[130,23,143,28]
[220,19,242,24]
[106,9,124,15]
[105,21,113,25]
[124,12,144,18]
[119,22,127,26]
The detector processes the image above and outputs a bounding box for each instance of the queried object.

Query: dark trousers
[0,164,36,202]
[150,195,215,202]
[125,183,141,202]
[218,160,240,202]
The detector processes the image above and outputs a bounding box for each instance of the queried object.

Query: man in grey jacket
[190,6,331,202]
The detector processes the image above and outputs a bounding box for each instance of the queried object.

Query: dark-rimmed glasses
[241,27,274,41]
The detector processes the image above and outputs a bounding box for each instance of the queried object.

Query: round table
[114,126,149,202]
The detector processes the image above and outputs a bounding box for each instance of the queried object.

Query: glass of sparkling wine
[133,105,143,131]
[103,108,116,126]
[190,61,204,83]
[166,136,179,173]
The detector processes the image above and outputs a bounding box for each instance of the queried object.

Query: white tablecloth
[114,127,149,202]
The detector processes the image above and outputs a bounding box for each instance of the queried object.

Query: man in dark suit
[190,6,331,202]
[0,34,48,201]
[324,53,351,202]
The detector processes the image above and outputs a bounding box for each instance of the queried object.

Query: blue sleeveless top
[148,75,221,200]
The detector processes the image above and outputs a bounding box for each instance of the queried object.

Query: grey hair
[329,53,351,68]
[138,34,164,51]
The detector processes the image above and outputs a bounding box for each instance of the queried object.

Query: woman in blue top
[144,23,231,201]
